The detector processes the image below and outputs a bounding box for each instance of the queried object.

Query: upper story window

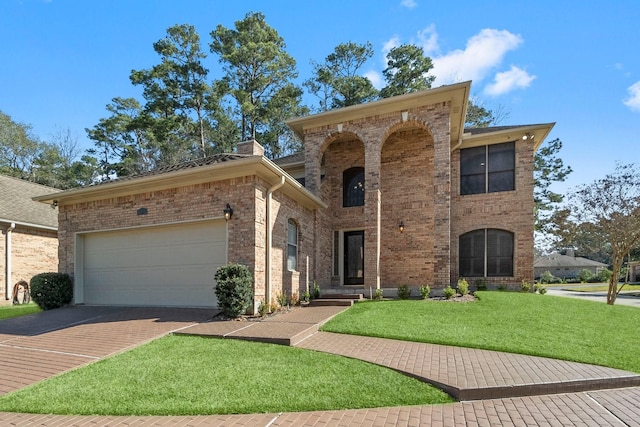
[460,141,515,195]
[287,219,298,271]
[343,167,365,207]
[459,229,514,277]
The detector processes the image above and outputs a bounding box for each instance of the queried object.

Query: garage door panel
[82,221,226,307]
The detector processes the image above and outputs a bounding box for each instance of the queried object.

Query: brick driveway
[0,306,214,395]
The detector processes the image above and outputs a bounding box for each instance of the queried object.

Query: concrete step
[308,298,356,307]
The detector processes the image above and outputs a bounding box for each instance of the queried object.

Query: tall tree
[380,44,435,98]
[130,24,212,159]
[305,41,378,110]
[0,110,42,179]
[534,138,573,232]
[210,12,303,156]
[559,163,640,304]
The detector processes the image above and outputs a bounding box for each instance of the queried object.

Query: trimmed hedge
[214,264,254,318]
[30,273,73,310]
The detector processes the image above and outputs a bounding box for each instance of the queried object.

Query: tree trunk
[607,257,624,305]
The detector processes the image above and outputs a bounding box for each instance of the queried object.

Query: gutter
[3,222,16,301]
[265,175,285,312]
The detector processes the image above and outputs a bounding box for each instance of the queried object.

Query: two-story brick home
[35,81,553,309]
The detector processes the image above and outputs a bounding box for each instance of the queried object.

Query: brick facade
[56,174,315,311]
[1,225,58,305]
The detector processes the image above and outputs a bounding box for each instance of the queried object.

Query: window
[459,229,513,277]
[287,219,298,271]
[460,142,515,195]
[343,167,365,207]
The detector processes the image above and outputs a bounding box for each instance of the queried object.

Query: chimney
[565,248,575,257]
[236,139,265,157]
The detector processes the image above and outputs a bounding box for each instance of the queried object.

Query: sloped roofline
[34,156,327,210]
[286,81,471,145]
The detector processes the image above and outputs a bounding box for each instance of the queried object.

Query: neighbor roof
[534,253,608,268]
[0,174,59,229]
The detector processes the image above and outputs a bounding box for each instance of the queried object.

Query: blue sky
[1,0,639,195]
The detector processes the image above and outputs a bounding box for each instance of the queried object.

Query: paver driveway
[0,306,215,395]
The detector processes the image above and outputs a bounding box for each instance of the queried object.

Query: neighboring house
[534,252,608,280]
[628,261,640,282]
[35,81,554,310]
[1,174,59,305]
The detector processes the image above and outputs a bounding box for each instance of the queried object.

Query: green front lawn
[322,291,640,373]
[0,303,41,320]
[0,335,451,415]
[563,284,640,293]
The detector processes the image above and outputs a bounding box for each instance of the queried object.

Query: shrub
[276,291,288,308]
[214,263,254,318]
[577,269,594,283]
[475,278,487,291]
[397,285,411,299]
[457,279,469,296]
[257,300,269,317]
[443,285,456,299]
[373,288,384,300]
[311,281,321,300]
[290,291,300,306]
[521,279,531,293]
[540,271,556,284]
[418,285,431,299]
[30,273,73,310]
[599,268,613,283]
[301,290,310,303]
[534,283,548,295]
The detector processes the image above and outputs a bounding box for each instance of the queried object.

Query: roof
[461,123,555,151]
[273,151,304,167]
[287,81,471,147]
[534,253,608,269]
[0,174,59,229]
[34,154,327,211]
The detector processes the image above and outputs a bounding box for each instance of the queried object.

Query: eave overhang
[33,156,327,210]
[286,81,471,147]
[460,123,556,151]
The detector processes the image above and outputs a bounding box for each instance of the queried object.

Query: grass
[0,303,41,320]
[0,335,452,415]
[322,291,640,373]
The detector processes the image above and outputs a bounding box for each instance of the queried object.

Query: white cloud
[401,0,417,9]
[623,81,640,111]
[484,65,536,96]
[365,70,384,89]
[430,28,523,84]
[417,24,439,55]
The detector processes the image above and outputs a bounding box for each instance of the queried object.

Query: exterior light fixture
[522,132,535,141]
[399,221,405,233]
[223,203,234,221]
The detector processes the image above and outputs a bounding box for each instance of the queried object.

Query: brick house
[35,81,554,309]
[1,174,59,305]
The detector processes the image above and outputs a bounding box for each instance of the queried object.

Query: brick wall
[57,174,315,311]
[450,140,536,289]
[1,226,58,305]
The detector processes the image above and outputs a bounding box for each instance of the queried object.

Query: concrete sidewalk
[1,303,640,426]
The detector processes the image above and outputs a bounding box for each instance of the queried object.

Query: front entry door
[344,230,364,285]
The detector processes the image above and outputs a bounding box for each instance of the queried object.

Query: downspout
[4,223,16,301]
[265,175,285,311]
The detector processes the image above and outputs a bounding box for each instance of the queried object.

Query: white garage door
[81,220,226,307]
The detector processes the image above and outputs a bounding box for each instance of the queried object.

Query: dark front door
[344,230,364,285]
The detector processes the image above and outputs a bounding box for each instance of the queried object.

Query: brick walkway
[1,305,640,426]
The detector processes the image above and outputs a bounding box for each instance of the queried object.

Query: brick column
[364,136,382,290]
[432,125,452,287]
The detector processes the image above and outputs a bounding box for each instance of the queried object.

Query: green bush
[521,279,531,293]
[397,285,411,299]
[30,272,73,310]
[457,279,469,296]
[418,285,431,299]
[443,285,456,299]
[302,290,310,303]
[599,268,613,283]
[540,271,556,284]
[577,269,594,283]
[276,291,288,308]
[534,283,548,295]
[311,281,321,300]
[214,264,254,318]
[373,288,384,300]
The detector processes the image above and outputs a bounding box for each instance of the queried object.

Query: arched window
[343,167,365,207]
[287,219,298,271]
[459,229,513,277]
